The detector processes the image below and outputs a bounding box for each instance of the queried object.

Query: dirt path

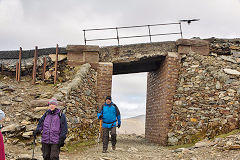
[63,135,240,160]
[65,135,172,160]
[7,134,240,160]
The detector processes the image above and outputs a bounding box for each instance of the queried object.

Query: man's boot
[102,149,108,153]
[112,145,116,150]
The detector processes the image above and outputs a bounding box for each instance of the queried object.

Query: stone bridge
[66,39,209,145]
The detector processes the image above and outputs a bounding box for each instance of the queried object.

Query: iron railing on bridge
[83,19,199,45]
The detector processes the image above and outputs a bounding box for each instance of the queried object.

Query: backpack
[42,110,62,120]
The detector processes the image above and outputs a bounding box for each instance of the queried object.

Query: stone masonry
[168,39,240,145]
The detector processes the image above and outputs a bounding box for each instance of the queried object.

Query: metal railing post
[116,27,120,46]
[83,30,87,45]
[179,22,183,38]
[147,25,152,43]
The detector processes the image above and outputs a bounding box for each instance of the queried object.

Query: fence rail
[83,22,183,45]
[83,19,200,45]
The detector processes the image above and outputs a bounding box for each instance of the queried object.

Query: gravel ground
[5,134,240,160]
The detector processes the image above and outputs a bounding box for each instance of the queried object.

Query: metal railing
[83,19,199,45]
[83,22,182,45]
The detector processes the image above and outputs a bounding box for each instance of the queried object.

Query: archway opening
[112,72,147,135]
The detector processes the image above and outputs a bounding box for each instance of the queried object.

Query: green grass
[215,129,240,139]
[167,143,195,150]
[61,140,97,153]
[0,74,4,80]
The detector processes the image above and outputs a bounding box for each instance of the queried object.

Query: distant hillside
[125,114,145,121]
[117,114,145,135]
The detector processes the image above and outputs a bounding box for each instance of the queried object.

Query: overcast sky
[0,0,240,118]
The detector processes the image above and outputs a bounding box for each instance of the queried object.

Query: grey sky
[112,73,147,119]
[0,0,240,118]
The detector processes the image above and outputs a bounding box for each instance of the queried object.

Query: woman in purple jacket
[33,98,68,160]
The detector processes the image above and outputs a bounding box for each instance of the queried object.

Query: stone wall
[146,52,180,145]
[207,38,240,55]
[0,63,98,145]
[0,47,66,59]
[53,63,99,141]
[169,44,240,145]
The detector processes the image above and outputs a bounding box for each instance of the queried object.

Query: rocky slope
[0,62,99,159]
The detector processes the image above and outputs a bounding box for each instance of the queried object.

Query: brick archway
[96,53,180,145]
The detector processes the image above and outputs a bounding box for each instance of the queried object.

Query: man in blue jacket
[98,96,121,153]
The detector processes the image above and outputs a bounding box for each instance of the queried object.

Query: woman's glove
[33,130,39,138]
[59,137,65,147]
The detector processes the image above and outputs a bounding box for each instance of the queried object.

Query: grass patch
[0,74,4,81]
[167,143,195,150]
[215,129,240,139]
[61,140,97,153]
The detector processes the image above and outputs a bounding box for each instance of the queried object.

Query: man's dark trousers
[102,127,116,151]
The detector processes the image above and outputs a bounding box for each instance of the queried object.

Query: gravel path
[61,135,240,160]
[5,134,240,160]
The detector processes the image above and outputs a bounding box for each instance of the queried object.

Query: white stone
[22,131,33,138]
[194,140,214,148]
[1,124,20,133]
[216,81,221,89]
[128,147,138,152]
[34,107,48,111]
[223,68,240,76]
[21,120,31,125]
[191,65,199,68]
[49,54,67,62]
[168,52,178,58]
[220,56,237,63]
[168,136,178,145]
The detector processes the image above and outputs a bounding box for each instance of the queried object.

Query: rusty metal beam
[32,46,38,84]
[42,57,46,80]
[54,44,58,84]
[1,64,3,73]
[16,62,18,81]
[18,47,22,82]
